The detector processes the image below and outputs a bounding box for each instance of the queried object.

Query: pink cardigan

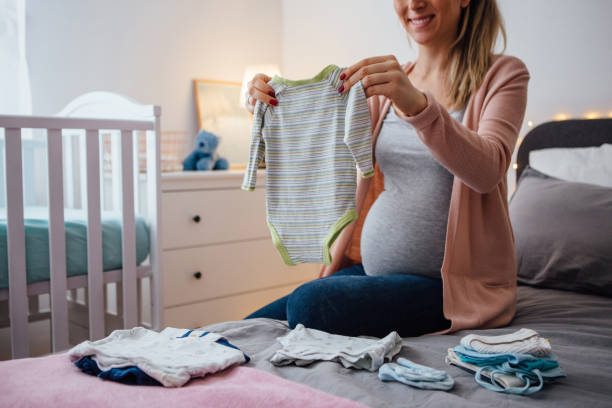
[344,54,530,334]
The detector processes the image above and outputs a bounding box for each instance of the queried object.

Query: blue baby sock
[379,357,454,391]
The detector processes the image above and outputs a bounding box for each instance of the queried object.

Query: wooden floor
[0,320,60,360]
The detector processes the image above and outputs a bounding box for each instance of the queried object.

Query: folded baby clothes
[69,327,249,387]
[446,348,531,390]
[270,324,402,371]
[448,344,566,395]
[452,345,561,373]
[75,355,162,386]
[379,357,454,391]
[460,328,551,356]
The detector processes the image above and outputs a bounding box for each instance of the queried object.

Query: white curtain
[0,0,31,114]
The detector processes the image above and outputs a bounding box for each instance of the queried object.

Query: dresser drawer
[161,188,269,249]
[164,283,302,329]
[163,239,318,307]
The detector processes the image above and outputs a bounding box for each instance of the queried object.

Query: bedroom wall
[281,0,612,192]
[26,0,282,151]
[2,0,282,360]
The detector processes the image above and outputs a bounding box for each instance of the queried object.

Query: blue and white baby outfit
[69,327,249,387]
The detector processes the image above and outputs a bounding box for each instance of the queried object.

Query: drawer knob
[192,215,201,223]
[193,271,202,280]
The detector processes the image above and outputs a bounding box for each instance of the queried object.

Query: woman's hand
[318,255,343,278]
[339,55,427,117]
[244,73,278,114]
[318,240,351,278]
[317,224,357,278]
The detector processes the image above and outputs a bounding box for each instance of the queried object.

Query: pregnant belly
[361,192,447,277]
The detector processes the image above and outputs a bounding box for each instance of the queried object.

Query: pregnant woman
[243,0,529,338]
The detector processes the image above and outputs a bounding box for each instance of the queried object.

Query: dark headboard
[516,118,612,182]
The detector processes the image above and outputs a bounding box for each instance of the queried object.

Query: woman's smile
[409,14,435,29]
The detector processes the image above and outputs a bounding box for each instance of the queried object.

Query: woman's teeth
[410,16,433,26]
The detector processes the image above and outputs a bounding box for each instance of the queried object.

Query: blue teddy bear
[182,129,229,171]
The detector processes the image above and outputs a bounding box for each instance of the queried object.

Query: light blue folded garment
[452,345,566,395]
[474,365,565,395]
[453,345,560,372]
[379,357,454,391]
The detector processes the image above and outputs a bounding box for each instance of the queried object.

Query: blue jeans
[244,263,450,338]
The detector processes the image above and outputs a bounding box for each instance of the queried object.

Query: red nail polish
[340,73,346,80]
[270,99,278,106]
[338,85,344,93]
[268,91,275,97]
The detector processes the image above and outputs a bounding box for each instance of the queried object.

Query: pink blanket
[0,353,368,408]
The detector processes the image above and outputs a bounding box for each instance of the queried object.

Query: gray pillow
[509,166,612,297]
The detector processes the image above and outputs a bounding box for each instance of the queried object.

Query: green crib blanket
[0,216,150,289]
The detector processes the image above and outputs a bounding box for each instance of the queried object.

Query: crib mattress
[0,213,150,289]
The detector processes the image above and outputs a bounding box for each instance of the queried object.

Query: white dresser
[160,170,319,329]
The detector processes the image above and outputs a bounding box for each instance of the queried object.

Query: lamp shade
[239,64,281,107]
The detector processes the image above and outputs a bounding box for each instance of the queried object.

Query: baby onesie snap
[69,327,249,387]
[242,64,373,266]
[270,323,402,371]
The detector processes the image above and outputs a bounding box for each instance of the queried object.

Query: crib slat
[147,110,163,330]
[133,132,140,215]
[63,135,75,209]
[99,134,106,212]
[47,128,69,351]
[85,129,104,340]
[111,132,121,212]
[4,128,29,358]
[78,131,88,210]
[121,129,138,328]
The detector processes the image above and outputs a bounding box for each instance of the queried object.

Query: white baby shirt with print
[270,323,402,371]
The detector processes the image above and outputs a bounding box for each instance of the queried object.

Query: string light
[547,110,612,121]
[527,120,534,127]
[513,163,518,170]
[584,111,601,119]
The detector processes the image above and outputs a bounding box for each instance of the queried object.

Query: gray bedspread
[200,285,612,407]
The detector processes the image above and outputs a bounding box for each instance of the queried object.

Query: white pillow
[529,144,612,188]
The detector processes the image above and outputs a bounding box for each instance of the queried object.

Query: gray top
[361,105,465,278]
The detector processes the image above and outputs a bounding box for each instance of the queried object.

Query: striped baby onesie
[241,64,373,266]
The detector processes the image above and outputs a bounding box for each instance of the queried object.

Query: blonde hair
[448,0,507,110]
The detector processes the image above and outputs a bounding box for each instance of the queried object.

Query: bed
[0,118,610,407]
[0,91,163,359]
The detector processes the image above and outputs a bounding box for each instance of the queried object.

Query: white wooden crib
[0,92,163,359]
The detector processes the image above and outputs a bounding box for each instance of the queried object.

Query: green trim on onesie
[362,169,375,179]
[271,64,339,86]
[266,218,296,266]
[241,186,255,191]
[322,209,358,266]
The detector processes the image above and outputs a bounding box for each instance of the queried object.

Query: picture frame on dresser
[193,79,252,169]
